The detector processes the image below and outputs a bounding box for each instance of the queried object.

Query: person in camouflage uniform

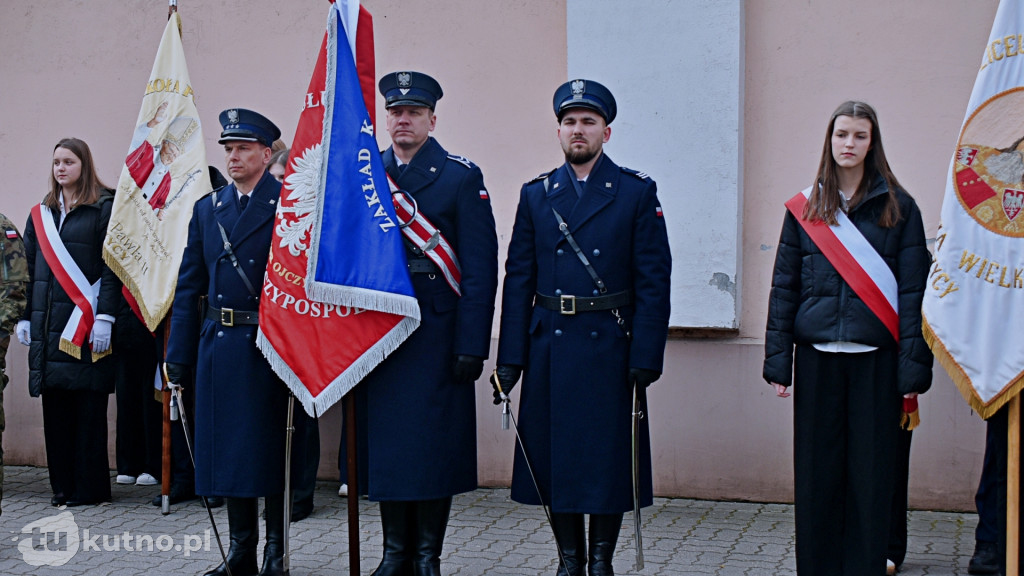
[0,213,28,515]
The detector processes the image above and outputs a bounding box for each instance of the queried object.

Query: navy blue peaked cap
[218,108,281,148]
[379,71,443,110]
[553,79,617,124]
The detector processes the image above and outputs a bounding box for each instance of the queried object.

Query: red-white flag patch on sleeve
[5,230,17,239]
[479,189,489,200]
[655,206,663,217]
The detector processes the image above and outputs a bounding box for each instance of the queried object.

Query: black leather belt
[206,306,259,327]
[407,258,437,274]
[535,290,632,315]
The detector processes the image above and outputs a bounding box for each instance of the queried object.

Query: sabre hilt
[492,369,512,430]
[169,389,180,421]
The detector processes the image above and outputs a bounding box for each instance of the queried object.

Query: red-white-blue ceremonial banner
[922,0,1024,418]
[257,0,420,417]
[103,12,211,330]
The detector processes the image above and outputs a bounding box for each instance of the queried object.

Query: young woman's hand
[90,319,112,353]
[771,382,791,398]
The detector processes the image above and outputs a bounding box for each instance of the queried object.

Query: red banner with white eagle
[256,0,420,417]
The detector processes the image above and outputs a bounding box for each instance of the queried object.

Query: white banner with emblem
[922,0,1024,418]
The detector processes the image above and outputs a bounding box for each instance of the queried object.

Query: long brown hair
[803,101,902,227]
[44,138,108,211]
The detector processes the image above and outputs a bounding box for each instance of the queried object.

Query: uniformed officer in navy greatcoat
[357,71,498,576]
[492,80,672,576]
[166,109,292,576]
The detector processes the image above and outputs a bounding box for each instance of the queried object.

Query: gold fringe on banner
[923,318,1024,420]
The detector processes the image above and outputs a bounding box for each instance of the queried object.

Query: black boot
[204,497,259,576]
[550,513,586,576]
[259,493,289,576]
[371,501,414,576]
[412,497,452,576]
[587,513,622,576]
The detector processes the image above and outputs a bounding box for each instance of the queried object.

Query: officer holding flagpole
[492,79,672,576]
[353,71,498,576]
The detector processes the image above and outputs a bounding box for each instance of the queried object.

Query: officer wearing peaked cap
[350,70,497,576]
[166,108,292,576]
[492,80,671,576]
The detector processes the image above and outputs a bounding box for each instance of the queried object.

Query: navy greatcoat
[355,137,497,501]
[167,171,289,498]
[497,154,671,514]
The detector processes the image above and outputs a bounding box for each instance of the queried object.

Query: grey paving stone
[0,466,983,575]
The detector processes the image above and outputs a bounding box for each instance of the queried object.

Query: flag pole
[345,393,360,576]
[168,0,177,16]
[160,366,172,513]
[1009,395,1020,576]
[160,319,173,514]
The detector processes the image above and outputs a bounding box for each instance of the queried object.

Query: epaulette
[202,186,223,205]
[528,169,556,184]
[620,166,652,182]
[447,154,476,169]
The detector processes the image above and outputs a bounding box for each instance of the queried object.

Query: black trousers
[887,427,913,567]
[975,407,1003,545]
[793,345,900,576]
[42,389,112,503]
[114,334,161,478]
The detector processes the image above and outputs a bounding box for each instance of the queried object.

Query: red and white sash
[388,176,462,296]
[30,204,107,360]
[785,187,899,341]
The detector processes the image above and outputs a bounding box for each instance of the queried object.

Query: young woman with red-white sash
[17,138,121,507]
[763,101,933,576]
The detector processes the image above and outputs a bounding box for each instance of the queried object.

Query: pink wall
[0,0,1005,510]
[0,0,566,480]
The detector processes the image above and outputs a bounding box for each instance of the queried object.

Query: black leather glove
[453,355,485,384]
[164,362,191,386]
[629,368,660,389]
[490,365,523,405]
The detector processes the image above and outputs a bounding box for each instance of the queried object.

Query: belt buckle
[220,308,235,327]
[559,295,576,315]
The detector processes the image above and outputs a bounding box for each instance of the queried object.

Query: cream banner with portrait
[103,12,211,330]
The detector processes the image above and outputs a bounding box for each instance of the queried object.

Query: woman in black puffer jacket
[763,102,933,576]
[17,138,121,507]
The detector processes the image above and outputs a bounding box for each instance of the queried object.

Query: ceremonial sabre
[282,395,295,572]
[492,370,568,570]
[631,382,646,571]
[163,366,233,576]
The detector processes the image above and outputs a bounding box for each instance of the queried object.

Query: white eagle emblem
[275,144,322,257]
[227,109,239,124]
[398,72,412,88]
[571,79,585,96]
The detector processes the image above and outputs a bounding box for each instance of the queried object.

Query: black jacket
[763,178,933,394]
[23,191,121,396]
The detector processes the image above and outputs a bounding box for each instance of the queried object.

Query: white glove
[90,319,113,354]
[15,320,30,346]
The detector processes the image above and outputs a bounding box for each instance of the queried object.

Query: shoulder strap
[548,191,631,336]
[211,189,258,299]
[549,194,606,294]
